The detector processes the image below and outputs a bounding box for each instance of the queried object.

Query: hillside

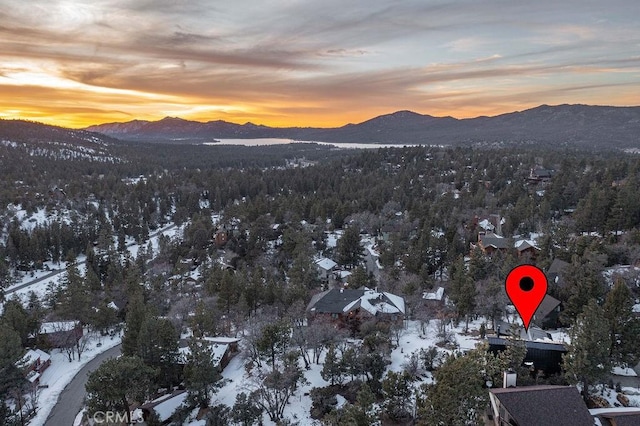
[85,104,640,149]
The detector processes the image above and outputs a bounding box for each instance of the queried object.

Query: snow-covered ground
[2,222,183,311]
[29,331,122,426]
[185,318,488,425]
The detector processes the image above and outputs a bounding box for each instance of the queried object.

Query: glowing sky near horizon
[1,0,639,128]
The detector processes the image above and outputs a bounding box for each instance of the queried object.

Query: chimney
[503,369,517,388]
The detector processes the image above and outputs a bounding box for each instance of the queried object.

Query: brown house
[306,288,405,330]
[39,321,83,348]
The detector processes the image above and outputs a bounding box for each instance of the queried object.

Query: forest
[2,133,640,425]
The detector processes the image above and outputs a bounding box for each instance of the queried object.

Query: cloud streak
[0,0,639,128]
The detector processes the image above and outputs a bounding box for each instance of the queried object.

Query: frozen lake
[202,138,421,149]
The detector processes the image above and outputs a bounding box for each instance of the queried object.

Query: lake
[202,138,421,149]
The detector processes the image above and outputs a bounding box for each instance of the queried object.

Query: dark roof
[488,337,566,352]
[534,294,561,321]
[480,235,509,249]
[548,258,570,275]
[306,289,368,314]
[597,410,640,426]
[490,385,592,426]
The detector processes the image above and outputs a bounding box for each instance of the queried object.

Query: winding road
[43,344,122,426]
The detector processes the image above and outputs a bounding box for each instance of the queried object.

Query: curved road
[44,344,122,426]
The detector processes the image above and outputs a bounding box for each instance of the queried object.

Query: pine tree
[85,356,155,425]
[416,349,487,426]
[321,345,343,386]
[337,226,364,268]
[136,316,180,387]
[563,299,611,401]
[184,341,223,407]
[231,392,263,426]
[121,292,147,356]
[603,280,640,366]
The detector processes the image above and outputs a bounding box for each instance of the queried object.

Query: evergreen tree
[184,341,223,407]
[563,299,611,401]
[337,226,363,268]
[320,345,343,386]
[122,292,147,356]
[85,356,155,425]
[416,349,487,426]
[603,280,640,366]
[136,316,180,387]
[231,392,263,426]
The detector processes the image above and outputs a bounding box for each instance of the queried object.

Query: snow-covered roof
[40,321,79,334]
[26,370,40,383]
[478,219,495,231]
[315,257,337,271]
[144,391,188,422]
[422,287,445,301]
[336,270,352,279]
[343,289,405,316]
[515,239,540,251]
[179,338,237,367]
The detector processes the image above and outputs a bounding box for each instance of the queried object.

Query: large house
[39,320,83,348]
[306,288,405,329]
[487,335,567,376]
[474,232,509,255]
[488,385,592,426]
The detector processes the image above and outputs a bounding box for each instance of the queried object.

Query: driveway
[44,344,122,426]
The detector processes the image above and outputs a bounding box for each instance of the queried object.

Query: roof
[478,218,495,231]
[548,258,570,275]
[422,287,445,301]
[487,337,566,352]
[515,239,540,252]
[141,390,188,422]
[479,234,509,249]
[489,385,592,426]
[315,257,337,271]
[592,408,640,426]
[534,294,561,321]
[40,321,79,334]
[178,338,236,368]
[307,288,405,316]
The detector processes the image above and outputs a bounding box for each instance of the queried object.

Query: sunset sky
[1,0,639,128]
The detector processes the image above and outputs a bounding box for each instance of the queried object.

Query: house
[315,257,338,281]
[526,168,555,185]
[487,336,567,376]
[422,286,445,309]
[39,321,83,348]
[472,214,504,235]
[306,288,405,329]
[140,390,188,425]
[476,232,509,255]
[177,337,240,371]
[532,294,562,329]
[547,258,570,292]
[514,240,540,259]
[488,385,592,426]
[15,349,51,387]
[214,228,228,248]
[591,408,640,426]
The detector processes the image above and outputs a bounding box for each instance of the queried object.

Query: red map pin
[505,265,548,331]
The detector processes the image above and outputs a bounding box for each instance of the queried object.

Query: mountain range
[84,104,640,149]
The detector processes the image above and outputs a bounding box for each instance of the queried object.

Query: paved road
[44,344,122,426]
[4,223,177,297]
